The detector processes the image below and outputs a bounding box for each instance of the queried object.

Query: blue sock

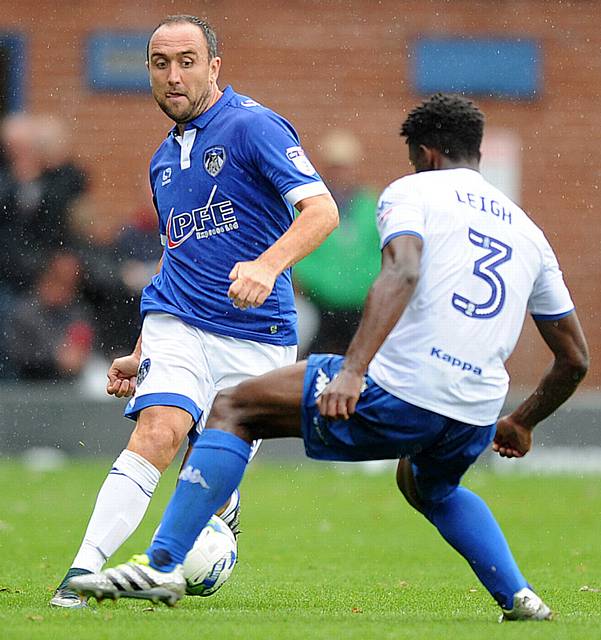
[147,429,250,571]
[425,487,528,608]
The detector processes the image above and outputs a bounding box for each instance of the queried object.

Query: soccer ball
[183,514,237,597]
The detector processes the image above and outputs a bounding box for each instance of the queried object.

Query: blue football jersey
[141,86,329,345]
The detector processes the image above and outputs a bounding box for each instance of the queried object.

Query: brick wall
[1,0,599,391]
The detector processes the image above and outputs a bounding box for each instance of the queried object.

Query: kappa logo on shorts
[314,367,368,399]
[204,146,226,177]
[136,358,151,386]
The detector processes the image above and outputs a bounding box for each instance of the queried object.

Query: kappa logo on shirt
[162,167,172,187]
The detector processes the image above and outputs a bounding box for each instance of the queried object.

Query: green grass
[1,459,600,639]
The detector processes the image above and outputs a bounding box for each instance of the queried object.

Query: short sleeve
[149,159,166,246]
[376,178,425,249]
[528,239,574,320]
[245,112,329,206]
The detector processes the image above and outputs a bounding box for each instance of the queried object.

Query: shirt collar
[171,85,235,137]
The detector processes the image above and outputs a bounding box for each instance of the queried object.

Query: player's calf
[396,458,425,514]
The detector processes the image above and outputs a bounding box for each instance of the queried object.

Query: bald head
[147,15,217,62]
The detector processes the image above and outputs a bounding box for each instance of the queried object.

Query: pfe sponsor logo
[166,186,239,249]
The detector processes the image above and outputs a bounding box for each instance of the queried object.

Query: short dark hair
[400,93,484,160]
[146,15,218,61]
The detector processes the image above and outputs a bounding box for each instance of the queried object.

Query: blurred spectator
[294,130,381,354]
[0,113,87,293]
[5,251,94,380]
[0,114,87,377]
[71,192,161,358]
[115,189,163,290]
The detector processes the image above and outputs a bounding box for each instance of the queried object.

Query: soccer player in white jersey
[70,94,588,621]
[50,15,338,607]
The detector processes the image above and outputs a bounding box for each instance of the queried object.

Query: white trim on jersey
[175,129,197,170]
[284,181,330,206]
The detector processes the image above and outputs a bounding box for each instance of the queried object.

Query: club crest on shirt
[136,358,151,386]
[204,146,226,177]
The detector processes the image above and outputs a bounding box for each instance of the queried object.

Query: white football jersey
[368,168,574,425]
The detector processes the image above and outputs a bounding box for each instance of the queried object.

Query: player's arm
[317,234,423,420]
[106,254,164,398]
[493,312,589,458]
[227,193,338,309]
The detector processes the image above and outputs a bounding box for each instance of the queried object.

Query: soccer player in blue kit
[51,15,338,607]
[70,95,589,621]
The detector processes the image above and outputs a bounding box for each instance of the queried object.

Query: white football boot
[219,489,241,538]
[67,554,185,607]
[499,587,553,622]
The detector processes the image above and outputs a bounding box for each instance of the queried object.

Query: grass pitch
[0,457,600,639]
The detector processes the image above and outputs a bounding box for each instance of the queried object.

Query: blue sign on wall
[413,37,542,99]
[0,33,26,111]
[87,32,149,92]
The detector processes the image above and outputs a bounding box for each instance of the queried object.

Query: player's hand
[107,353,140,398]
[492,414,533,458]
[317,368,365,421]
[228,260,276,310]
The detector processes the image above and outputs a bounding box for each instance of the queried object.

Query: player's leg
[396,458,424,514]
[51,313,209,608]
[405,426,551,621]
[68,361,307,605]
[147,361,306,565]
[50,406,193,608]
[197,333,298,538]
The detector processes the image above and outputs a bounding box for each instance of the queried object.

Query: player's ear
[419,145,434,169]
[411,144,435,172]
[209,57,221,84]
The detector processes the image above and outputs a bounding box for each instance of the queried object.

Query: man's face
[147,23,221,123]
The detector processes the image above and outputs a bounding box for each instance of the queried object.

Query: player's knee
[206,387,255,441]
[130,407,188,460]
[396,458,426,515]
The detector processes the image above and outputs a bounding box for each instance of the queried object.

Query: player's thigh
[196,332,297,444]
[411,422,495,505]
[125,313,214,427]
[206,332,297,394]
[302,354,452,462]
[206,361,307,440]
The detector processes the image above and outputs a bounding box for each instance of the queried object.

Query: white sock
[71,449,161,572]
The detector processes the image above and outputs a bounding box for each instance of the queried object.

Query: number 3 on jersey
[452,228,512,319]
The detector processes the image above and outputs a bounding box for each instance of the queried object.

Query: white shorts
[125,313,297,446]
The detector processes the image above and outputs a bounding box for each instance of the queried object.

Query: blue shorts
[301,354,495,503]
